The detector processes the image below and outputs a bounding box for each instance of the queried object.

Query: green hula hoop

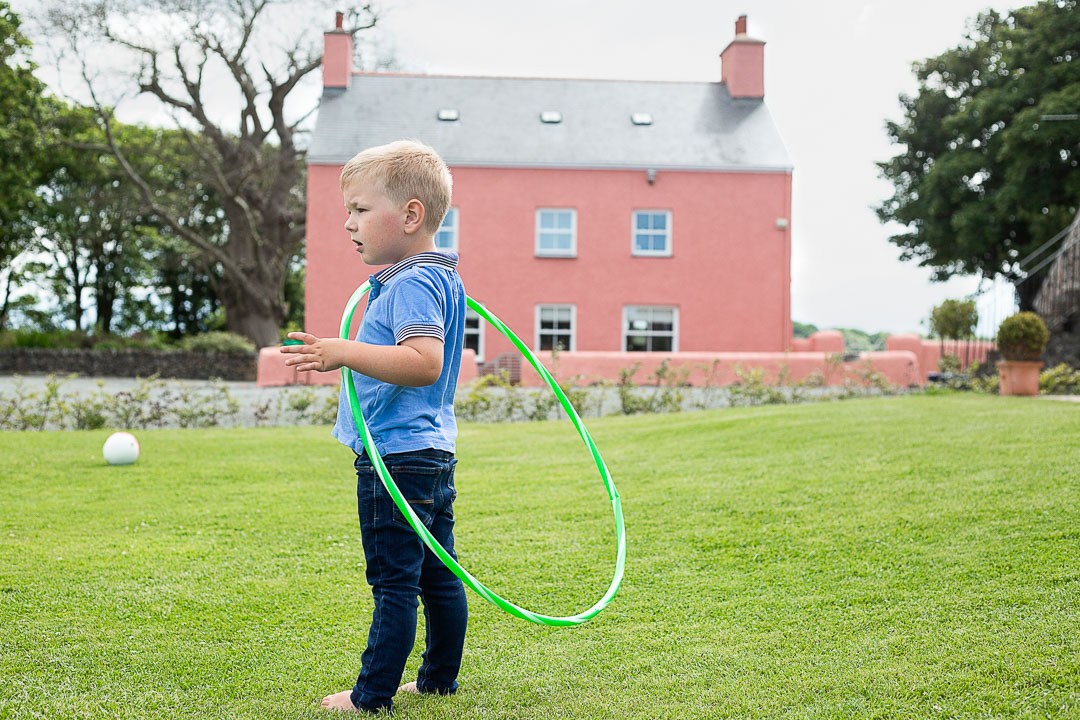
[339,282,625,626]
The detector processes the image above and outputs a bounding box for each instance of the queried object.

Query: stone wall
[0,348,257,381]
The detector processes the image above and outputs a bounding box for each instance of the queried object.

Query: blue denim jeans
[350,448,468,713]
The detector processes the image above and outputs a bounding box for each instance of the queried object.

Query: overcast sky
[16,0,1026,336]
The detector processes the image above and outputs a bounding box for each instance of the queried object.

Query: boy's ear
[403,199,425,235]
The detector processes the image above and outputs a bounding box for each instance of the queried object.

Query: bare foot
[320,690,358,712]
[398,681,420,695]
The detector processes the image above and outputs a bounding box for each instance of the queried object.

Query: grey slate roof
[308,73,793,172]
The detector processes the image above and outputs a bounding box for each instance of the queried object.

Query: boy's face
[342,177,409,267]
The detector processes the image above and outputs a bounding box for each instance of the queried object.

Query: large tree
[35,106,226,334]
[40,0,376,346]
[0,1,50,331]
[877,0,1080,310]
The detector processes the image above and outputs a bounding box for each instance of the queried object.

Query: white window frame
[464,307,484,362]
[535,208,577,258]
[622,305,679,352]
[631,209,673,257]
[535,304,577,352]
[435,207,459,252]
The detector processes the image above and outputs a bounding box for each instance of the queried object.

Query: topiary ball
[996,312,1049,361]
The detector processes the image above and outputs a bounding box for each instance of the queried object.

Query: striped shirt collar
[372,251,459,285]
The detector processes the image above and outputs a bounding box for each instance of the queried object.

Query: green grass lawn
[1,394,1078,719]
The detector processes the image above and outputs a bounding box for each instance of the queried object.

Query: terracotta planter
[998,360,1043,396]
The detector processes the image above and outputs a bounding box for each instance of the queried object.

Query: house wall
[304,164,792,358]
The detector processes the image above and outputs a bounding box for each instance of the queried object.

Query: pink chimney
[720,14,765,99]
[323,11,353,89]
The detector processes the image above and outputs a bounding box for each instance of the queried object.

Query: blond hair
[340,140,453,235]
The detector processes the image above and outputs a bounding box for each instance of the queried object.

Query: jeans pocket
[386,463,441,528]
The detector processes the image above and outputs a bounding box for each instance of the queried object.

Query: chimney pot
[735,15,747,35]
[335,11,344,30]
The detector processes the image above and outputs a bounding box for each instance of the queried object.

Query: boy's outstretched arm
[279,331,443,387]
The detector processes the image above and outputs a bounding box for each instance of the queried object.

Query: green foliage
[792,321,819,338]
[728,365,787,406]
[938,354,962,374]
[930,299,979,340]
[0,374,254,431]
[67,380,109,430]
[0,328,87,349]
[456,372,520,422]
[31,108,227,336]
[616,362,687,415]
[996,311,1050,360]
[877,0,1080,308]
[0,328,175,350]
[178,331,256,354]
[90,333,173,351]
[0,2,50,301]
[931,360,1001,393]
[280,385,337,426]
[165,379,241,428]
[0,374,72,430]
[836,327,889,352]
[1039,362,1080,394]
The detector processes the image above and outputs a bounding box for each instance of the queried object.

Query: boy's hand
[279,332,347,373]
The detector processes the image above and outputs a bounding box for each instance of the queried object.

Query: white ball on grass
[103,431,140,466]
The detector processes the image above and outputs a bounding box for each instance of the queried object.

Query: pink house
[258,14,925,389]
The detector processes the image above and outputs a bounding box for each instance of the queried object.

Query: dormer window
[437,108,459,121]
[631,113,653,126]
[540,111,562,124]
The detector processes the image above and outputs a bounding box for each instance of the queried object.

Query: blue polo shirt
[332,251,466,457]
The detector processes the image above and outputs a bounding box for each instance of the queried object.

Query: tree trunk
[0,269,12,332]
[213,205,291,347]
[94,272,116,334]
[220,283,284,348]
[1016,275,1043,313]
[71,281,85,333]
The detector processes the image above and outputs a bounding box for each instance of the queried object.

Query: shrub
[178,331,256,354]
[938,354,962,374]
[107,376,170,429]
[0,329,89,349]
[69,383,110,430]
[166,379,241,428]
[996,312,1049,361]
[1040,363,1080,395]
[92,334,174,351]
[0,374,75,430]
[456,372,516,422]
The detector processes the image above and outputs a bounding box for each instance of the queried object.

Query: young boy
[280,140,468,714]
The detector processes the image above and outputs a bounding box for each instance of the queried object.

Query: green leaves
[0,1,49,273]
[878,0,1080,300]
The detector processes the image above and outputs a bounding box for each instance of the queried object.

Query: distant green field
[1,394,1078,719]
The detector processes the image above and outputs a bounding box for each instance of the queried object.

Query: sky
[15,0,1026,337]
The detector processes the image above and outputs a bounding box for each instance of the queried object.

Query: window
[535,209,576,257]
[536,304,575,351]
[436,207,458,251]
[623,306,678,352]
[632,210,672,256]
[464,308,483,361]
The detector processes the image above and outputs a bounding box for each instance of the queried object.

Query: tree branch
[77,75,265,299]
